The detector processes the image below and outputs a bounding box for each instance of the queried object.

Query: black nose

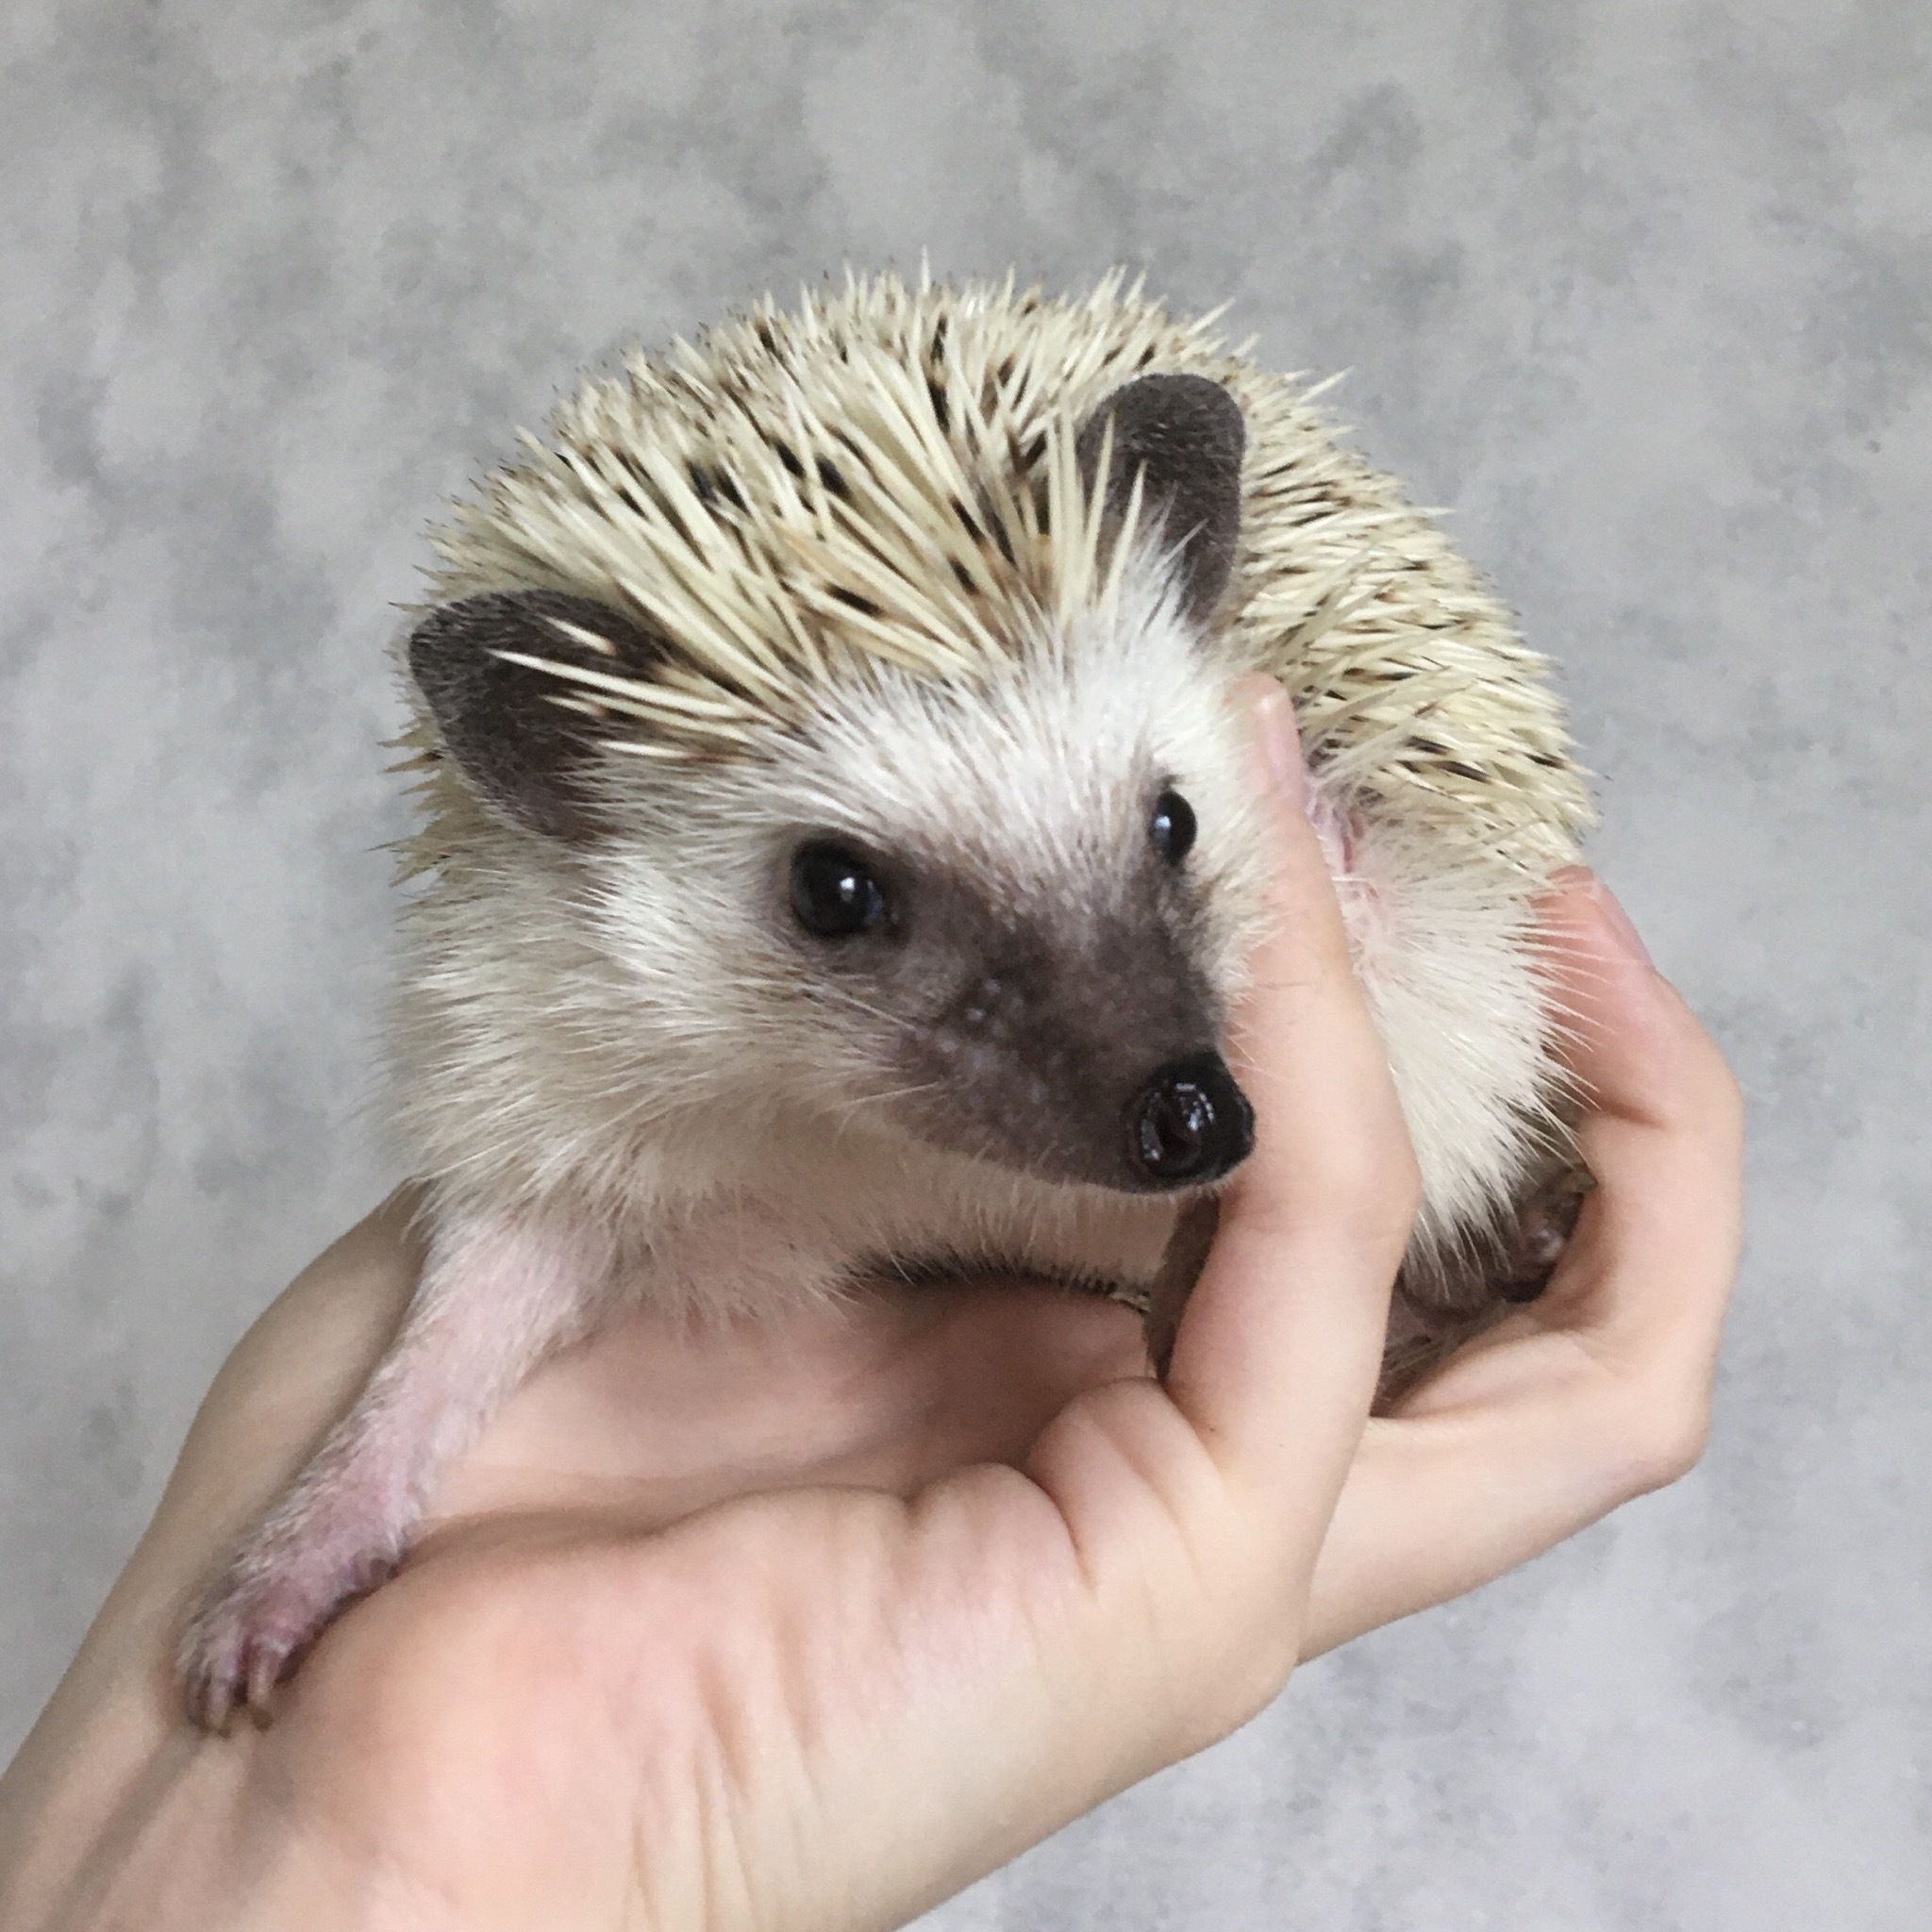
[1124,1051,1255,1188]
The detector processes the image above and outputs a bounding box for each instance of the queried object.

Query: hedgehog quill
[178,271,1594,1729]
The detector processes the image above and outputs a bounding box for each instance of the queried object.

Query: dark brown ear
[1075,374,1245,625]
[408,589,672,841]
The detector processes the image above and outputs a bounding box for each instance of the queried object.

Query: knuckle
[1187,1622,1301,1752]
[1668,1018,1746,1141]
[1235,1115,1420,1258]
[1158,1538,1307,1753]
[1711,1060,1746,1139]
[1345,1138,1424,1260]
[1388,1141,1425,1229]
[1325,1108,1424,1227]
[1619,1381,1712,1493]
[1680,1034,1744,1126]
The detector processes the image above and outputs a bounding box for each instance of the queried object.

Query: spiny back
[415,270,1591,869]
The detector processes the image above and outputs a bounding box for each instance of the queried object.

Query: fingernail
[1593,880,1655,971]
[1252,683,1308,813]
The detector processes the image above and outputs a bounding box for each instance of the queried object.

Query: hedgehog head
[404,368,1272,1196]
[394,272,1593,1235]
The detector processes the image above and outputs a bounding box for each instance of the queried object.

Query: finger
[1299,1391,1638,1658]
[1300,875,1744,1654]
[1531,874,1744,1369]
[1159,677,1420,1506]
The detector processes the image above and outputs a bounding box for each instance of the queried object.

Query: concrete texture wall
[4,1,1928,1924]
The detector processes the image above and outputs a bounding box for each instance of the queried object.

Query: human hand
[0,687,1741,1932]
[1304,870,1743,1655]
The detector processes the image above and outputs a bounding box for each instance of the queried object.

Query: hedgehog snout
[910,941,1251,1192]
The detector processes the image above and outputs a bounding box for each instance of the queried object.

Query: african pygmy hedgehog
[179,270,1594,1728]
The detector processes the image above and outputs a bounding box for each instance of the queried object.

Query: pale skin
[0,683,1743,1932]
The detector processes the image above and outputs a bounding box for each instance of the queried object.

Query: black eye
[1149,789,1196,866]
[791,841,889,938]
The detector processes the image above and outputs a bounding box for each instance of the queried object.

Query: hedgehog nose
[1124,1051,1255,1188]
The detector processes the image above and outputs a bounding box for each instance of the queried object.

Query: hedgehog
[177,269,1594,1729]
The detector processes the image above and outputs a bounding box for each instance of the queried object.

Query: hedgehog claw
[178,1544,396,1732]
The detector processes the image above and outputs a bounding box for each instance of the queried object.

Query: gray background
[4,0,1927,1924]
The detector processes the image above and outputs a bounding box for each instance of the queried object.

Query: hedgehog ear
[1075,374,1245,625]
[408,589,673,841]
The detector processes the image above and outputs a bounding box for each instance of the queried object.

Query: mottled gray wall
[5,0,1927,1924]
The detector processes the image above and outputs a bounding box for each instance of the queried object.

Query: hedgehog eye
[1149,789,1197,866]
[791,841,889,939]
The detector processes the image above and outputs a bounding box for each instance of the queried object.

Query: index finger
[1160,678,1421,1504]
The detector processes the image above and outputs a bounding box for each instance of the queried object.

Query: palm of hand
[152,1243,1260,1929]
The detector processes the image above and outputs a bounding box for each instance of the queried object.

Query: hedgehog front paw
[178,1539,398,1732]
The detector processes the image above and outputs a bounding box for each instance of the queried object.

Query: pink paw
[178,1544,397,1732]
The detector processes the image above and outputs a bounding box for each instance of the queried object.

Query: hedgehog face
[764,802,1256,1192]
[703,574,1272,1195]
[774,824,1253,1192]
[404,367,1273,1196]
